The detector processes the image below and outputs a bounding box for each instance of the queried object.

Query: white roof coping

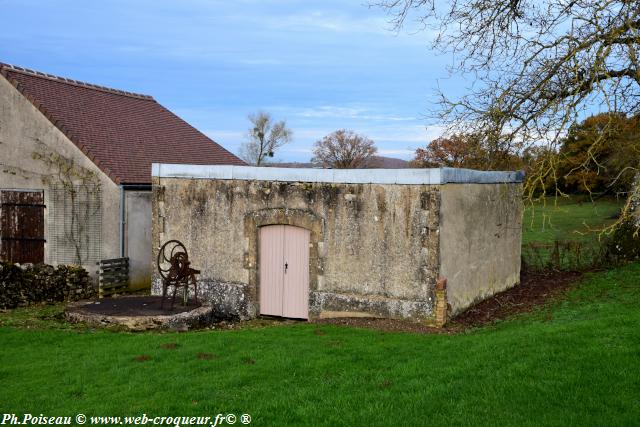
[151,164,524,185]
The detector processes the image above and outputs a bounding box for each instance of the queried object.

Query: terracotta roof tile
[0,62,245,184]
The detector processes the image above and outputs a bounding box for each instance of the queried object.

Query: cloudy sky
[1,0,458,162]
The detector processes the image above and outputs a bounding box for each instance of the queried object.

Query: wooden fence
[521,240,604,270]
[97,257,129,297]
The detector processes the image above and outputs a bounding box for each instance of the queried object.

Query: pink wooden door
[259,225,285,316]
[259,225,310,319]
[282,226,310,319]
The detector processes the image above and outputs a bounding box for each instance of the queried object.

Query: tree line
[411,113,640,197]
[238,109,639,200]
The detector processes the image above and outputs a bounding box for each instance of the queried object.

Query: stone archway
[243,208,324,315]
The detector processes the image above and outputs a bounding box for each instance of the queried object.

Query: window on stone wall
[49,184,102,265]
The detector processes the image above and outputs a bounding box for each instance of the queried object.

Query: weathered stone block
[310,291,433,321]
[197,280,254,320]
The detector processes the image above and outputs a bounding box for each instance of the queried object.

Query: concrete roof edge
[151,164,524,184]
[440,167,525,184]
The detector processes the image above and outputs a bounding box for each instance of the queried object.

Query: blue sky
[1,0,457,162]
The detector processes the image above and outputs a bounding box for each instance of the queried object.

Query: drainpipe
[119,185,125,258]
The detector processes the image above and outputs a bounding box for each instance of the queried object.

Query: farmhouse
[0,63,244,288]
[152,164,523,325]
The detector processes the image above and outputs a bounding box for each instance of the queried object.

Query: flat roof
[152,164,524,185]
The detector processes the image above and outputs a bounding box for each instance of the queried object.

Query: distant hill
[265,161,315,168]
[267,156,409,169]
[366,156,410,168]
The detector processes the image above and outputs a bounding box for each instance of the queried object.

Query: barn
[151,164,523,325]
[0,62,244,289]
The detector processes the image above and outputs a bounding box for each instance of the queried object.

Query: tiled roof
[0,62,245,184]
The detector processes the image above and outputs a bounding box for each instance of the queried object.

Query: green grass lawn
[522,196,625,268]
[523,196,624,244]
[1,262,639,426]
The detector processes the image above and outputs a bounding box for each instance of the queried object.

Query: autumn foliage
[411,133,524,171]
[413,114,640,197]
[557,113,640,195]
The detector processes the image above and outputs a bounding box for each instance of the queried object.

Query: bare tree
[373,0,640,227]
[312,129,378,168]
[240,111,292,166]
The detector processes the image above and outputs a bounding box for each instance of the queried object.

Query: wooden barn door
[0,190,45,264]
[259,225,310,319]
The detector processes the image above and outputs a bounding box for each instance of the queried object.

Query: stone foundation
[65,298,216,331]
[310,291,434,321]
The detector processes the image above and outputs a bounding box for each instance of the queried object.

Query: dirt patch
[315,317,454,334]
[160,343,179,350]
[313,269,583,334]
[450,269,583,328]
[197,352,217,360]
[134,355,151,362]
[378,379,394,389]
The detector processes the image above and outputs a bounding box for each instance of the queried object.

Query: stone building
[0,62,244,287]
[152,164,523,325]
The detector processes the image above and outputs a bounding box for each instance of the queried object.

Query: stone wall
[439,183,523,315]
[152,177,441,321]
[0,261,94,309]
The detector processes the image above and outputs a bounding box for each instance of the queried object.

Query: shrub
[603,221,640,262]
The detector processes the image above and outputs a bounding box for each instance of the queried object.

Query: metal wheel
[157,240,189,281]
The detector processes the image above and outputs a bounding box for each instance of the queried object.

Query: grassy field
[1,262,639,426]
[522,196,624,244]
[522,196,625,268]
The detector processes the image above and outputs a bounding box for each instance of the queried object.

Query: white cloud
[283,147,314,154]
[361,124,429,143]
[294,105,416,122]
[259,11,392,35]
[238,58,283,66]
[290,128,331,140]
[202,129,245,139]
[424,124,446,141]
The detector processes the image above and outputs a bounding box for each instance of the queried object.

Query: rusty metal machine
[157,240,200,309]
